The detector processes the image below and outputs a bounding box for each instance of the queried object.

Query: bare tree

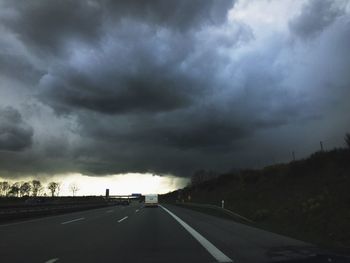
[20,182,32,197]
[0,182,4,196]
[8,182,20,197]
[0,181,10,196]
[47,182,59,197]
[69,183,79,197]
[31,180,42,197]
[345,133,350,148]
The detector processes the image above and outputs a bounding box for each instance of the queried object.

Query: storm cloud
[0,0,349,178]
[289,0,346,38]
[0,107,33,151]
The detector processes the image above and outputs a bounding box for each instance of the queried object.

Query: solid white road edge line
[61,217,85,225]
[117,216,128,223]
[160,205,233,263]
[45,258,59,263]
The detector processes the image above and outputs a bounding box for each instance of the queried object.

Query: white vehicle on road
[144,194,158,207]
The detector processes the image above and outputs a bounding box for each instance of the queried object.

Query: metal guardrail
[0,200,107,209]
[0,203,110,221]
[0,203,104,214]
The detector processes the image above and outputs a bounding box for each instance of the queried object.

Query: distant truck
[144,194,158,207]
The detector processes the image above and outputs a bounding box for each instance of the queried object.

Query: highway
[0,202,341,263]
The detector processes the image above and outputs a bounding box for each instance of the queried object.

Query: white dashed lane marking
[117,216,128,223]
[45,258,59,263]
[61,217,85,225]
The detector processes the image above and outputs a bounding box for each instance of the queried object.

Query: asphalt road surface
[0,202,346,263]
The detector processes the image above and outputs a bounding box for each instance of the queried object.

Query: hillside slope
[162,148,350,251]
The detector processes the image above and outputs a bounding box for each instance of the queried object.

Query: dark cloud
[30,0,232,114]
[39,58,199,114]
[77,108,249,150]
[104,0,234,30]
[0,0,238,177]
[289,0,345,38]
[0,51,44,84]
[0,107,33,151]
[0,0,103,56]
[0,28,45,84]
[0,0,234,56]
[0,0,350,179]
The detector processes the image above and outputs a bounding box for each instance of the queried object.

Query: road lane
[109,204,213,263]
[161,204,324,263]
[160,205,232,263]
[46,203,214,262]
[0,203,215,262]
[0,204,140,262]
[0,202,341,263]
[0,205,126,228]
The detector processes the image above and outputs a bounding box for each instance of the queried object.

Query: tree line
[0,180,79,197]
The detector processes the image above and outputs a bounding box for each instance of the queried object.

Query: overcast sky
[1,0,350,181]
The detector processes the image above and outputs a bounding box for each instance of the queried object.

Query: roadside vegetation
[0,180,82,207]
[0,180,62,198]
[0,179,106,222]
[163,133,350,251]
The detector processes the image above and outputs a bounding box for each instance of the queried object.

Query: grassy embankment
[162,148,350,251]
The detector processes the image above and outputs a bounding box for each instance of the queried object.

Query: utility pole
[320,141,324,152]
[292,151,296,162]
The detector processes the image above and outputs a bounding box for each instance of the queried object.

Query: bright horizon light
[0,173,189,196]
